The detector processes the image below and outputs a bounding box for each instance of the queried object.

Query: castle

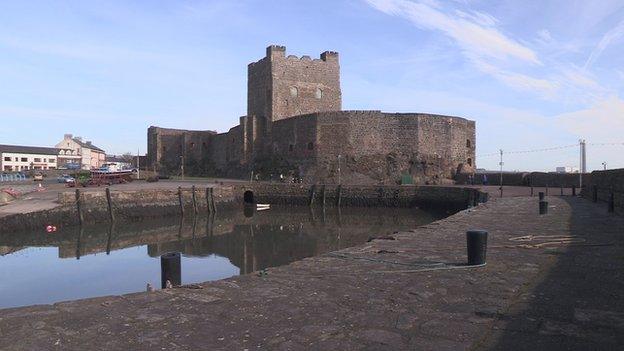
[147,45,476,184]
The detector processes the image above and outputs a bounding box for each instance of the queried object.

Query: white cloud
[364,0,540,64]
[473,59,559,96]
[584,19,624,69]
[555,95,624,141]
[536,29,552,44]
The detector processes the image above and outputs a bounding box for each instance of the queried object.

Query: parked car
[57,174,75,183]
[33,174,44,181]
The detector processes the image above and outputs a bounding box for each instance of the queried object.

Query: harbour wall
[0,184,486,233]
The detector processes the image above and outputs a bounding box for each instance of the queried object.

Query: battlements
[260,45,339,64]
[321,51,339,62]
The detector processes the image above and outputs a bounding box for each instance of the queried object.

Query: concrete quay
[1,194,623,350]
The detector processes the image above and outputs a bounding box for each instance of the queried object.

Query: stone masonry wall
[581,169,624,215]
[265,111,475,184]
[147,126,216,175]
[248,45,341,123]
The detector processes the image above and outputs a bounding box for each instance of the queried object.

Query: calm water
[0,206,446,309]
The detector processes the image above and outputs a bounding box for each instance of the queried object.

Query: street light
[337,154,342,185]
[602,162,607,171]
[179,155,184,180]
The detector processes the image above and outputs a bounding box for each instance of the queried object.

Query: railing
[0,173,27,182]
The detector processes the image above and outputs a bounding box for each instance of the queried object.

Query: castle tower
[247,45,341,122]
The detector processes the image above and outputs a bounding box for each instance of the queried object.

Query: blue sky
[1,0,622,171]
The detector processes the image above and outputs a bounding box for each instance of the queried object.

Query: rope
[327,252,486,273]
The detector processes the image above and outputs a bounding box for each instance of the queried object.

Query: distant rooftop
[0,144,59,155]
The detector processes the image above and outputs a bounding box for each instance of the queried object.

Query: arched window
[202,142,207,149]
[307,142,314,150]
[290,86,298,97]
[466,139,472,148]
[189,142,195,148]
[467,158,472,166]
[315,88,323,99]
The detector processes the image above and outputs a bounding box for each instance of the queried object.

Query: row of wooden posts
[74,186,218,226]
[178,186,217,217]
[308,184,342,207]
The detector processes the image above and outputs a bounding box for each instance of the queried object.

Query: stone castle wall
[264,111,475,184]
[147,45,476,184]
[147,126,216,174]
[248,45,341,123]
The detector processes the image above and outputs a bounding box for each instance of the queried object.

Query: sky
[0,0,622,171]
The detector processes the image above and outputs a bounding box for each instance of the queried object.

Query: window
[467,158,472,166]
[189,142,195,149]
[307,142,314,150]
[14,157,18,161]
[21,157,27,162]
[290,86,298,97]
[34,158,42,162]
[202,142,207,149]
[43,158,47,162]
[49,158,55,163]
[289,144,294,152]
[315,88,323,99]
[466,139,472,148]
[4,157,10,161]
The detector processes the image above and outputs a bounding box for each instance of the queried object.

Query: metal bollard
[608,193,615,213]
[572,185,576,196]
[530,186,534,197]
[539,200,548,215]
[161,252,181,289]
[546,185,549,196]
[538,192,545,201]
[466,230,488,266]
[560,185,564,196]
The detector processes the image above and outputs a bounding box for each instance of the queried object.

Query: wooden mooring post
[191,185,198,215]
[210,187,217,214]
[206,187,212,213]
[75,189,84,226]
[178,187,185,217]
[336,185,342,207]
[309,184,316,207]
[105,187,115,222]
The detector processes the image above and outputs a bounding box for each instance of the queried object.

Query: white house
[0,145,59,172]
[56,134,106,170]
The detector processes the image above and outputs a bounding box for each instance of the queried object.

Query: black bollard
[608,193,615,213]
[546,185,549,196]
[531,186,534,197]
[466,230,488,266]
[161,252,181,289]
[539,200,548,215]
[593,185,598,203]
[538,192,545,201]
[572,185,576,196]
[560,185,564,196]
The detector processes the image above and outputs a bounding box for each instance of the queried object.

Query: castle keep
[148,45,476,184]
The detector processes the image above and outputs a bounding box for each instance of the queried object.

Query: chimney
[86,141,92,145]
[64,133,73,139]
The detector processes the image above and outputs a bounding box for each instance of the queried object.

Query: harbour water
[0,205,447,309]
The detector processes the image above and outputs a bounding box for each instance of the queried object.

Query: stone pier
[0,194,622,350]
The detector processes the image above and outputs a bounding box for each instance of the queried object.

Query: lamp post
[337,154,342,185]
[602,162,607,171]
[179,155,184,180]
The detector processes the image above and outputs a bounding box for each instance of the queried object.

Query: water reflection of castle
[0,207,439,273]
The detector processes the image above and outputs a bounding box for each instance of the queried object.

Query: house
[56,134,106,170]
[0,144,59,172]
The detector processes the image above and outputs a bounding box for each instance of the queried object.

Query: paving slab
[0,195,622,350]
